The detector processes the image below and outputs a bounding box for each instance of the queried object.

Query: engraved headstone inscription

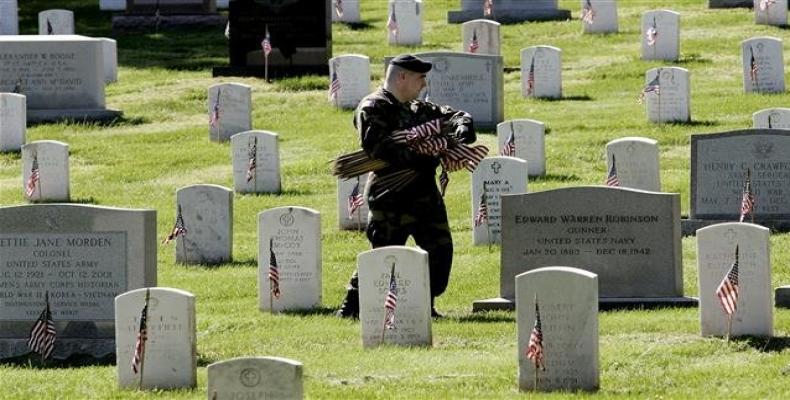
[644,67,690,123]
[605,137,661,192]
[448,0,570,24]
[742,37,784,94]
[338,174,369,231]
[471,157,528,245]
[21,140,69,202]
[207,356,304,400]
[641,10,680,61]
[38,10,75,35]
[462,19,501,55]
[581,0,618,34]
[754,0,788,26]
[496,119,546,176]
[230,130,281,194]
[328,54,370,109]
[208,83,253,142]
[174,184,233,265]
[753,108,790,129]
[520,46,562,99]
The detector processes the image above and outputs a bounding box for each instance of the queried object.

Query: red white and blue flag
[347,179,364,219]
[246,138,257,183]
[638,73,661,104]
[483,0,493,17]
[261,27,272,57]
[131,289,150,374]
[739,170,755,222]
[334,0,344,18]
[387,4,398,37]
[209,89,221,127]
[474,191,488,227]
[581,0,595,25]
[526,57,535,96]
[269,238,281,299]
[749,46,759,86]
[605,155,620,187]
[501,129,516,157]
[383,263,398,330]
[760,0,776,11]
[28,291,56,360]
[716,245,740,316]
[162,204,188,245]
[329,68,342,103]
[25,154,40,199]
[525,295,545,370]
[646,17,658,46]
[469,30,480,53]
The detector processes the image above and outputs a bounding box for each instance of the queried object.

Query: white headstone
[358,246,431,348]
[100,38,118,83]
[258,207,322,313]
[755,0,788,26]
[471,157,528,245]
[39,9,75,35]
[742,37,785,94]
[388,0,422,46]
[644,67,690,123]
[753,107,790,129]
[517,267,599,392]
[207,357,304,400]
[520,46,562,99]
[331,0,361,23]
[21,140,69,202]
[605,137,661,192]
[338,174,369,231]
[0,93,25,152]
[329,54,370,109]
[208,83,252,142]
[174,184,233,265]
[115,287,197,389]
[0,0,19,35]
[581,0,618,34]
[230,130,281,194]
[462,19,501,55]
[641,10,680,61]
[697,223,772,337]
[496,119,546,176]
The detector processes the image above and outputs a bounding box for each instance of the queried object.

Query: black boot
[335,289,359,319]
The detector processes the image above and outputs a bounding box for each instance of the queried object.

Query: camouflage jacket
[354,87,476,209]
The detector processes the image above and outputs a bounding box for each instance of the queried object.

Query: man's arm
[416,102,476,144]
[357,101,439,169]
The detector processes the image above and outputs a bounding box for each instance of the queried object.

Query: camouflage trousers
[346,205,454,299]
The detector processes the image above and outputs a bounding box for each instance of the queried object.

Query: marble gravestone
[697,223,772,337]
[230,130,281,194]
[207,357,304,400]
[474,186,690,311]
[332,0,361,24]
[386,52,503,130]
[328,54,370,109]
[496,119,546,176]
[358,246,431,348]
[644,67,690,123]
[742,37,784,94]
[0,204,157,361]
[337,174,369,231]
[581,0,618,34]
[208,83,252,142]
[0,36,121,122]
[641,10,680,61]
[517,267,599,392]
[755,0,788,26]
[753,108,790,129]
[471,157,528,245]
[39,10,75,35]
[100,38,118,84]
[174,184,233,265]
[605,137,661,192]
[115,287,196,389]
[387,0,422,46]
[448,0,570,24]
[258,207,321,313]
[0,93,25,153]
[21,140,69,202]
[0,0,19,35]
[462,19,500,55]
[520,46,562,99]
[688,129,790,232]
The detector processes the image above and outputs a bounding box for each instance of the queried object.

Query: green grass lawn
[2,0,790,398]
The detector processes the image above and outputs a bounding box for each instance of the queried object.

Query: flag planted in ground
[268,238,281,299]
[525,295,545,370]
[716,245,740,316]
[739,169,755,222]
[25,154,40,199]
[28,291,56,360]
[383,263,398,330]
[131,288,150,374]
[605,155,620,187]
[162,204,188,244]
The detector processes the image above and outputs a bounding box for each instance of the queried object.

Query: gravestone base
[472,296,698,312]
[111,14,225,33]
[0,338,115,361]
[28,109,123,124]
[775,286,790,308]
[708,0,753,7]
[212,65,329,79]
[447,9,570,24]
[681,218,790,236]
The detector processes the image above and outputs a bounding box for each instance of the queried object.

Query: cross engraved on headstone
[724,228,737,243]
[491,161,502,174]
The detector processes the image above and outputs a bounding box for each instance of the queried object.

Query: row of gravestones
[100,0,232,12]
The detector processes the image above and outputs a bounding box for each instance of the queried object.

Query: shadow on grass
[346,22,375,31]
[660,119,719,127]
[738,336,790,353]
[530,173,582,182]
[28,115,148,128]
[175,258,257,268]
[280,306,339,317]
[453,313,514,323]
[540,95,593,102]
[197,353,219,367]
[241,188,316,197]
[676,54,712,65]
[1,352,115,368]
[70,197,99,205]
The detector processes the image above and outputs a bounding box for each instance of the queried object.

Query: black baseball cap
[390,54,432,73]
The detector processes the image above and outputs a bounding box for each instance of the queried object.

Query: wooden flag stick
[726,314,732,344]
[534,364,539,391]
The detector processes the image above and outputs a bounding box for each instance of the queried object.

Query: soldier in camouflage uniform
[336,55,477,318]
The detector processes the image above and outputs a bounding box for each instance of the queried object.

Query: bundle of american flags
[261,27,272,58]
[28,291,56,360]
[209,89,221,128]
[739,170,755,222]
[387,5,398,37]
[474,191,488,227]
[581,0,595,25]
[646,17,658,46]
[716,245,740,316]
[347,179,365,219]
[162,205,187,245]
[269,238,281,299]
[638,73,661,104]
[500,130,516,157]
[383,263,398,330]
[525,296,545,371]
[605,155,620,187]
[525,58,535,96]
[25,155,40,199]
[760,0,776,11]
[131,289,150,375]
[469,30,480,53]
[246,139,257,183]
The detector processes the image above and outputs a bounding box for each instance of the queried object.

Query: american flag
[439,169,449,197]
[334,0,344,18]
[501,129,516,157]
[483,0,493,17]
[474,191,488,227]
[25,155,40,199]
[268,238,281,299]
[131,289,149,374]
[383,263,398,330]
[760,0,776,11]
[716,245,740,316]
[387,4,398,37]
[46,18,53,35]
[246,138,257,183]
[638,73,661,104]
[261,27,272,57]
[525,296,545,370]
[526,57,535,96]
[209,88,221,127]
[605,155,620,187]
[347,179,364,219]
[28,291,56,360]
[581,0,595,25]
[162,204,188,245]
[749,46,759,86]
[739,170,755,222]
[646,17,658,46]
[469,30,480,53]
[328,68,342,103]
